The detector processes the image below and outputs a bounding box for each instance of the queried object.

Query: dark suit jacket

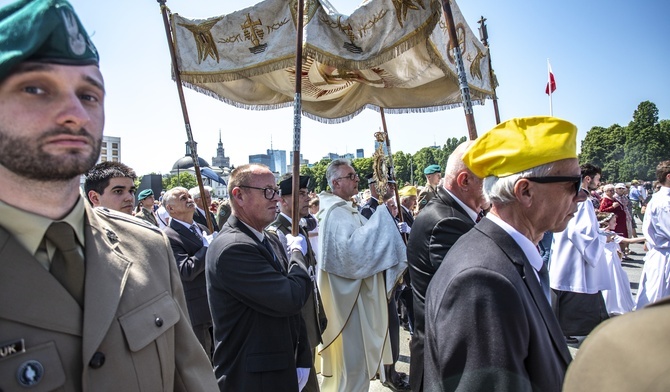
[423,218,572,392]
[406,186,475,391]
[194,208,220,232]
[164,220,211,327]
[359,197,379,219]
[206,216,312,392]
[267,213,326,348]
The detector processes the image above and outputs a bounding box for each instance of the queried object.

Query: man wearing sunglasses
[206,163,313,392]
[550,163,612,344]
[423,116,583,392]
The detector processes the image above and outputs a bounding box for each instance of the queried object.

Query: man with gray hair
[406,140,486,392]
[189,185,219,232]
[423,117,580,391]
[316,159,407,391]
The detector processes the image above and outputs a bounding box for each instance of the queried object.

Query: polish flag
[545,62,556,95]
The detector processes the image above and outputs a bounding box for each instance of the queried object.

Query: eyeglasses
[238,185,281,200]
[336,173,359,181]
[524,176,582,196]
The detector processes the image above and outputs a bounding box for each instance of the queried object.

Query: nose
[56,93,91,130]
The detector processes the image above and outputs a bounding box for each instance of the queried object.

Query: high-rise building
[99,136,120,163]
[211,130,230,168]
[356,149,364,159]
[249,153,273,169]
[268,149,286,175]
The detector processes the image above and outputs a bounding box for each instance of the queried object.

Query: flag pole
[440,0,478,140]
[290,0,305,236]
[157,0,214,233]
[477,16,500,124]
[547,59,553,116]
[379,108,407,243]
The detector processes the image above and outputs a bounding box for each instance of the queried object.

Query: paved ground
[319,220,648,391]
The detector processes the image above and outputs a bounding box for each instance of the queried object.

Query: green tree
[351,157,374,192]
[300,159,331,193]
[412,147,441,186]
[621,101,669,181]
[580,124,625,181]
[163,172,197,190]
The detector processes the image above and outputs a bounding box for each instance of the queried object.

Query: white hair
[188,185,213,199]
[326,159,352,189]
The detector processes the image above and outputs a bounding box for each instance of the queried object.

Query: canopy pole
[379,108,407,243]
[157,0,214,233]
[477,16,500,125]
[440,0,478,139]
[291,0,305,236]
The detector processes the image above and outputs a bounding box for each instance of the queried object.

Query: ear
[231,187,244,204]
[88,190,101,206]
[455,171,469,189]
[514,178,534,207]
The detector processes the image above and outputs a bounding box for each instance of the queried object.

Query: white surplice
[636,186,670,309]
[602,238,635,315]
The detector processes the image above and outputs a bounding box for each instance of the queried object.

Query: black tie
[262,237,283,273]
[189,224,203,243]
[45,222,85,306]
[538,262,551,304]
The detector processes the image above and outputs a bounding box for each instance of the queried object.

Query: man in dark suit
[406,141,485,392]
[267,174,326,392]
[360,173,396,219]
[163,186,213,358]
[423,116,583,391]
[189,185,220,232]
[206,164,313,392]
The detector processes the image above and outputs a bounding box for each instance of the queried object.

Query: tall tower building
[211,129,230,168]
[99,135,121,163]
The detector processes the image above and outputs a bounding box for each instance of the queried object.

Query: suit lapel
[80,206,132,362]
[0,226,82,335]
[170,220,202,250]
[476,219,572,365]
[230,216,283,273]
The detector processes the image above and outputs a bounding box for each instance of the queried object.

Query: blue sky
[5,0,667,175]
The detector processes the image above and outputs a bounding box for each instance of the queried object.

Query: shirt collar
[0,196,86,255]
[486,213,544,273]
[444,188,479,223]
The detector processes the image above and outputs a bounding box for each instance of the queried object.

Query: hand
[286,233,307,256]
[613,202,620,208]
[397,222,411,234]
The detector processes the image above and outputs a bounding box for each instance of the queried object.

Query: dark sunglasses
[524,176,582,196]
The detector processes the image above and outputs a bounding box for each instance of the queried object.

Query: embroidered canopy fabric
[171,0,495,123]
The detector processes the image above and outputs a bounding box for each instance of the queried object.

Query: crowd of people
[1,1,669,392]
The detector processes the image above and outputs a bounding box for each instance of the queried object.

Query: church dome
[171,156,211,170]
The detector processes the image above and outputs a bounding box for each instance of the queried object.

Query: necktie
[262,237,283,273]
[538,262,551,305]
[45,222,85,306]
[189,224,203,242]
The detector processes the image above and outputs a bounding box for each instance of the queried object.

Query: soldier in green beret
[417,164,442,212]
[0,0,217,390]
[135,188,159,227]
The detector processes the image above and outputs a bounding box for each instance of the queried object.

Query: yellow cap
[463,116,577,178]
[398,185,417,197]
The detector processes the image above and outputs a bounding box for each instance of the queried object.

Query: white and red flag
[545,61,556,95]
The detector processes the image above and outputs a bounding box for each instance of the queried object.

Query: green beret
[279,175,310,196]
[0,0,99,81]
[424,164,441,175]
[138,189,154,201]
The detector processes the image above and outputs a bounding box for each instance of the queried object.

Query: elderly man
[417,164,442,211]
[189,185,219,232]
[134,189,158,227]
[406,140,485,392]
[84,161,137,214]
[0,1,217,390]
[206,164,312,392]
[423,117,580,391]
[163,187,213,357]
[317,159,407,392]
[266,174,326,392]
[550,163,611,342]
[398,185,418,226]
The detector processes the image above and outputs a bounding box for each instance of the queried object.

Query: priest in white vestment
[550,164,612,339]
[316,159,407,392]
[636,161,670,309]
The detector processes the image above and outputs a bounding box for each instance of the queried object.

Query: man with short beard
[0,1,217,390]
